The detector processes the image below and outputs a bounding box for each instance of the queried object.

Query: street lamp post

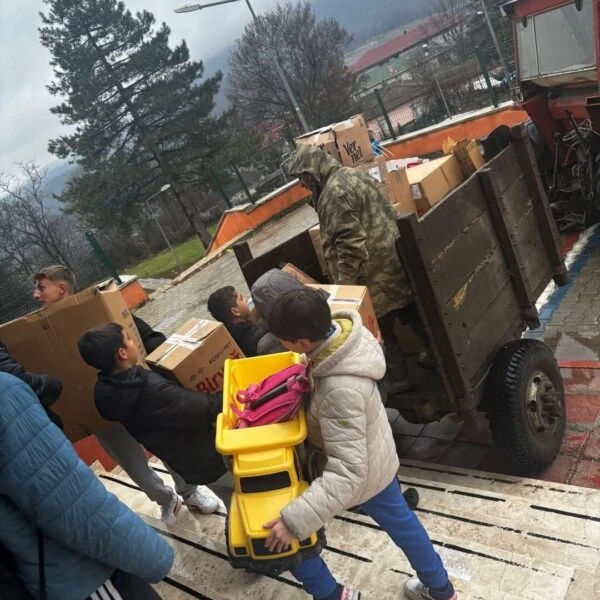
[144,184,184,274]
[174,0,310,133]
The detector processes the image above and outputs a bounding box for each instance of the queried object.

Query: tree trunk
[194,217,212,249]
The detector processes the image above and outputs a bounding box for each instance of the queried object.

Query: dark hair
[207,286,238,324]
[78,322,125,373]
[268,288,331,342]
[34,264,75,292]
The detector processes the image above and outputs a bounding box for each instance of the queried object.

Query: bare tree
[228,1,365,132]
[0,163,75,271]
[421,0,474,59]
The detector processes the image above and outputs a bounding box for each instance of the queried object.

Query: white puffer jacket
[281,310,399,541]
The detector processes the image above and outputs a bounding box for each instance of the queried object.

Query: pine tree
[39,0,226,247]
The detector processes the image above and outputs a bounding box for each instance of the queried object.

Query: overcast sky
[0,0,281,178]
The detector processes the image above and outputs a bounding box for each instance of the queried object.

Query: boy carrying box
[207,286,265,357]
[78,323,227,512]
[263,288,457,600]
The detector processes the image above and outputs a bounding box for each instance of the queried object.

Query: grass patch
[124,225,217,279]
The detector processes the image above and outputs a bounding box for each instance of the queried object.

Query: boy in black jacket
[207,286,265,357]
[78,322,227,497]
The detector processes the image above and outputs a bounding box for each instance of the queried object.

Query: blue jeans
[289,478,453,600]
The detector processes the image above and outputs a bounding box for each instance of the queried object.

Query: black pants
[87,570,162,600]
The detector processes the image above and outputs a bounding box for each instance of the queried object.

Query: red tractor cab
[501,0,600,229]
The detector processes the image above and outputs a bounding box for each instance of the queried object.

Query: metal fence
[353,45,514,143]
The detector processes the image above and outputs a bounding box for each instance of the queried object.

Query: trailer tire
[488,339,565,474]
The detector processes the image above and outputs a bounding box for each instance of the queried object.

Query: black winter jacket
[227,320,266,357]
[94,366,226,485]
[133,316,166,354]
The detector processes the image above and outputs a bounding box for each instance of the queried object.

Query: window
[516,0,596,81]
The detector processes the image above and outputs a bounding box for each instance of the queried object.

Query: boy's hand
[263,518,295,553]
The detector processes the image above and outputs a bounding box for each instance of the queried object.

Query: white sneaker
[183,489,219,514]
[160,493,183,526]
[338,586,362,600]
[403,578,457,600]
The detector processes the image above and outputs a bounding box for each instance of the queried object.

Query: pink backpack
[232,364,310,428]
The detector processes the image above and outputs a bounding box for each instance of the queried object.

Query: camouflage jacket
[287,146,412,316]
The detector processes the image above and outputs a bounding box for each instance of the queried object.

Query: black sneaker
[403,487,420,510]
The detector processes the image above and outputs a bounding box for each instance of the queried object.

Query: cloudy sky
[0,0,281,178]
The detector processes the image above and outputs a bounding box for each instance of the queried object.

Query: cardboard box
[355,156,395,205]
[356,157,417,216]
[442,137,485,178]
[406,155,464,214]
[309,225,328,277]
[146,319,244,395]
[295,114,373,167]
[281,263,319,285]
[0,281,145,442]
[307,284,380,338]
[387,167,417,216]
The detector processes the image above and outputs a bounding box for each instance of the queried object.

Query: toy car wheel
[487,339,565,474]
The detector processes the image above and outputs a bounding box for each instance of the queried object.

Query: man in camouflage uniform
[287,145,416,393]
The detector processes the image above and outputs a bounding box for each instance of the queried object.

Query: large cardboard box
[0,281,145,442]
[307,284,380,338]
[406,155,464,214]
[295,114,373,167]
[146,319,244,395]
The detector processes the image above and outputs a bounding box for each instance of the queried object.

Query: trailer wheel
[487,339,565,474]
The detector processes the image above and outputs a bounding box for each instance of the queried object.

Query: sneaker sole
[185,503,220,514]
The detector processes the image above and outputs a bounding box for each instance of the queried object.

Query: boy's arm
[133,315,166,354]
[280,387,368,541]
[147,375,221,427]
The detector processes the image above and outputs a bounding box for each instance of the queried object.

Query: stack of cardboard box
[295,114,373,167]
[442,137,486,178]
[354,156,418,217]
[405,154,465,215]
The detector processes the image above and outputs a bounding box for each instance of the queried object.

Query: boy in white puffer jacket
[263,288,457,600]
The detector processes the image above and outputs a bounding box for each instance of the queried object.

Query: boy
[207,286,265,357]
[33,264,195,525]
[263,288,457,600]
[78,322,226,507]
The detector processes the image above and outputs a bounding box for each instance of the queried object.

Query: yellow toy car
[216,352,324,574]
